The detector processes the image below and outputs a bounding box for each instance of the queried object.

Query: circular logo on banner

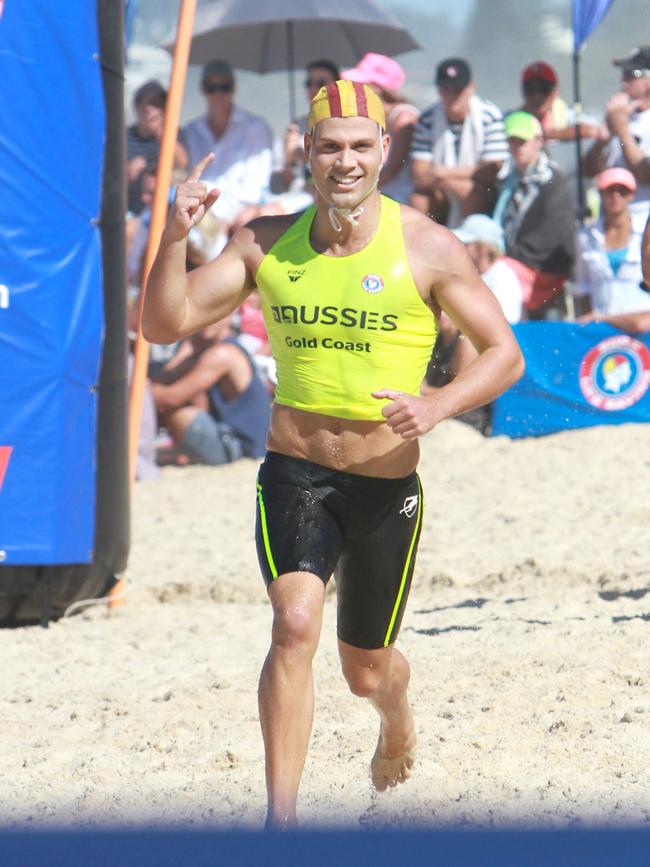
[579,335,650,411]
[361,273,384,294]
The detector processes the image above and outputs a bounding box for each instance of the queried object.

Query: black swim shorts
[255,451,423,650]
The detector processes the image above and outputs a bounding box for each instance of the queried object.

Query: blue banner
[572,0,615,49]
[0,1,105,563]
[492,323,650,439]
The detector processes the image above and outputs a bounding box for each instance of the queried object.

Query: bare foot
[370,727,417,792]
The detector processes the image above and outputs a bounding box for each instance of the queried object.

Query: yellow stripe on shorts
[256,481,279,580]
[383,476,423,647]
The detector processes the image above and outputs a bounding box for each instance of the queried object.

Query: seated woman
[573,168,650,317]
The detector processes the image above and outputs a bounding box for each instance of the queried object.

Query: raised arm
[142,154,253,345]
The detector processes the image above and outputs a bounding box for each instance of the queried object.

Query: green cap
[505,111,543,141]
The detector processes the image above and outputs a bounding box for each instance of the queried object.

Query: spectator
[583,46,650,208]
[453,214,524,323]
[271,59,340,200]
[494,111,574,320]
[150,318,270,466]
[343,53,419,203]
[410,57,508,226]
[236,290,276,394]
[517,61,599,145]
[127,80,187,218]
[573,168,650,317]
[181,60,273,228]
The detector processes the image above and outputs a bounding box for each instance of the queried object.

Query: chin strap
[327,204,364,232]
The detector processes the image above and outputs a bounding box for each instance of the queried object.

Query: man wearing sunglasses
[181,60,273,232]
[511,61,598,180]
[519,62,598,145]
[584,46,650,208]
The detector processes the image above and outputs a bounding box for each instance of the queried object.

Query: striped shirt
[411,96,508,165]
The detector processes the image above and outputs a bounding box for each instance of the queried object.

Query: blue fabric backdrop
[0,1,105,563]
[492,323,650,439]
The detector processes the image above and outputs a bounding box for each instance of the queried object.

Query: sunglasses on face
[305,77,330,89]
[622,68,650,81]
[602,185,633,196]
[204,80,234,94]
[523,80,554,96]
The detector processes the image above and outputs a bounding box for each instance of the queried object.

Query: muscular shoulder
[231,211,306,271]
[399,204,467,270]
[398,205,480,303]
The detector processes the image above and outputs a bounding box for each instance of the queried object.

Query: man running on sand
[143,81,524,828]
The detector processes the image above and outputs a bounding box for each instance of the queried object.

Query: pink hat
[597,167,637,192]
[342,53,405,92]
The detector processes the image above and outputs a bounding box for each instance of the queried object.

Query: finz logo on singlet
[361,274,384,294]
[287,269,305,283]
[399,495,419,518]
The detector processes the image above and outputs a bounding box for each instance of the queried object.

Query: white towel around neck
[430,95,486,167]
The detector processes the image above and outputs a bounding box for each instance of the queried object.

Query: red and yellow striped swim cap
[307,80,386,131]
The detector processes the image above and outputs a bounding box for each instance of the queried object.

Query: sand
[1,419,649,829]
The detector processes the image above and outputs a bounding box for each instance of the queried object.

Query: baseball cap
[435,58,471,90]
[453,214,505,253]
[343,53,405,92]
[522,61,557,85]
[505,111,543,140]
[202,59,234,81]
[612,46,650,70]
[308,80,386,131]
[596,167,637,193]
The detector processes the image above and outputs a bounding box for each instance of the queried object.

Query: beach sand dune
[1,420,649,829]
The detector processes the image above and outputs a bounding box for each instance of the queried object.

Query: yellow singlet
[255,195,438,421]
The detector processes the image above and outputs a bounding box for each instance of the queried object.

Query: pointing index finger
[186,152,215,182]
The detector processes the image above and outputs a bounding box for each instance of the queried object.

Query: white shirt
[602,107,650,206]
[481,259,524,324]
[575,211,650,314]
[182,106,273,217]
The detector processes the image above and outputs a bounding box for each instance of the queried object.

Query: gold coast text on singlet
[255,196,439,421]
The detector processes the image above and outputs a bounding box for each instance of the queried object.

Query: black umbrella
[163,0,420,118]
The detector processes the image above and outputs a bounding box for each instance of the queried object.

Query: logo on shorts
[361,273,384,294]
[579,335,650,411]
[400,495,419,518]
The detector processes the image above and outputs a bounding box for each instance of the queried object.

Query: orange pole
[127,0,197,486]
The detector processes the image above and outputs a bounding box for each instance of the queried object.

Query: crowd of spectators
[126,43,650,476]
